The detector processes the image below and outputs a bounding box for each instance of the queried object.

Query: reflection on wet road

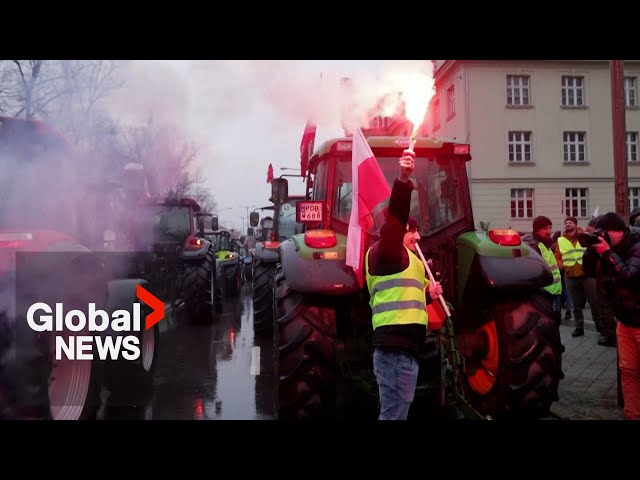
[103,284,274,420]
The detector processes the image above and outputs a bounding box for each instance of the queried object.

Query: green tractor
[272,136,564,420]
[209,229,242,297]
[128,197,219,325]
[250,194,304,335]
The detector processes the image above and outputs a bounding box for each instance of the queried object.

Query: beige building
[429,60,640,233]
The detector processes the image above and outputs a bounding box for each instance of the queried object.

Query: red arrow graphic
[136,284,165,330]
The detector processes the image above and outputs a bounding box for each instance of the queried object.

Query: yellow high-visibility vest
[365,246,429,330]
[557,236,586,267]
[539,242,562,295]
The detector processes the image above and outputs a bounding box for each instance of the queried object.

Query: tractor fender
[180,239,212,262]
[456,232,554,329]
[253,242,280,263]
[279,239,360,296]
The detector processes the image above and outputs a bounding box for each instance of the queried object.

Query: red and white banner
[346,128,391,286]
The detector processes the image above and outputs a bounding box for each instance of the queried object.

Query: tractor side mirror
[211,215,219,231]
[271,178,288,205]
[247,227,254,236]
[197,216,205,237]
[249,211,259,227]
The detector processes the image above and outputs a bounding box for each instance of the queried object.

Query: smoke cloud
[105,60,435,227]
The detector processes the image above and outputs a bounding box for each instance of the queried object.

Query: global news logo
[26,284,164,361]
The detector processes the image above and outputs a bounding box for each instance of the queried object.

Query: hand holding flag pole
[415,244,451,318]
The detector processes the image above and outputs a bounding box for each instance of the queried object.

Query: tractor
[271,135,564,420]
[125,196,220,325]
[250,194,304,335]
[0,116,162,420]
[208,229,242,297]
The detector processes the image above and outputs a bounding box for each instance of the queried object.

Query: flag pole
[415,244,451,318]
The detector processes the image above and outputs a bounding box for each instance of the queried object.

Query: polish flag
[346,128,391,286]
[300,121,317,176]
[266,163,274,183]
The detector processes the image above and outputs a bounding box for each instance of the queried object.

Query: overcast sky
[104,60,434,231]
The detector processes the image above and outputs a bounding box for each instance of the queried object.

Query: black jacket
[366,178,430,357]
[583,226,640,327]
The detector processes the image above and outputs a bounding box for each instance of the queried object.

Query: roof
[312,135,465,159]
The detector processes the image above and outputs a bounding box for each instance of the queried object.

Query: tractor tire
[102,279,159,408]
[224,263,241,297]
[463,295,564,419]
[274,266,337,420]
[252,260,276,335]
[181,248,215,324]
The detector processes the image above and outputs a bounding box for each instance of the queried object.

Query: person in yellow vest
[365,149,443,420]
[554,216,610,341]
[523,216,562,318]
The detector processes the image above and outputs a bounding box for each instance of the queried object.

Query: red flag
[346,128,392,286]
[300,121,316,176]
[266,163,274,183]
[426,300,446,331]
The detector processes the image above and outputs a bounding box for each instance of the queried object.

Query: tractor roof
[139,196,201,212]
[0,115,70,148]
[312,135,463,158]
[308,136,469,173]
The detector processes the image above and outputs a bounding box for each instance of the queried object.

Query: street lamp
[240,205,257,222]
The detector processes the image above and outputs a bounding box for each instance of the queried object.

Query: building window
[433,99,440,130]
[565,188,588,218]
[563,132,587,162]
[561,75,585,107]
[630,187,640,210]
[508,131,532,163]
[624,77,637,107]
[446,85,455,119]
[507,75,530,106]
[511,188,534,219]
[627,132,638,162]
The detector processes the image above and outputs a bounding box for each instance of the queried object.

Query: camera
[578,229,611,246]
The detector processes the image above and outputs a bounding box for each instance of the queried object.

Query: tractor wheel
[181,249,215,324]
[5,314,103,420]
[463,295,564,419]
[274,266,336,420]
[252,260,276,335]
[224,263,241,297]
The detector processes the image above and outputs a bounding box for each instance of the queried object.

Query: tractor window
[332,155,463,235]
[133,205,192,243]
[277,199,301,241]
[416,157,462,232]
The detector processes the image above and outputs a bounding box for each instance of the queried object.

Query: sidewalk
[550,306,625,420]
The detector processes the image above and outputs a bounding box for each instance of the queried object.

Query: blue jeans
[373,348,419,420]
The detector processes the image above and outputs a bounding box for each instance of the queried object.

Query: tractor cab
[129,196,203,254]
[278,136,474,300]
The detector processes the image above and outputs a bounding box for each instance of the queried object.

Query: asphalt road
[99,284,275,420]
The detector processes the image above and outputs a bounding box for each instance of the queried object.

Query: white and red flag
[346,128,391,286]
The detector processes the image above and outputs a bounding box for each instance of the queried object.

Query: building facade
[430,60,640,233]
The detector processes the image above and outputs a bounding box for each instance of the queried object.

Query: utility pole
[240,205,256,231]
[611,60,629,217]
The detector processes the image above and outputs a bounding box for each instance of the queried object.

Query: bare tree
[116,117,217,211]
[0,60,122,129]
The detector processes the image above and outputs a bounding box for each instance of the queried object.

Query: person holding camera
[582,212,640,420]
[554,217,606,339]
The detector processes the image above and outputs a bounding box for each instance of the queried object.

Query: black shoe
[565,312,572,320]
[572,328,584,337]
[598,337,616,347]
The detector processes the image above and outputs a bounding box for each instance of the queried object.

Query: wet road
[100,284,275,420]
